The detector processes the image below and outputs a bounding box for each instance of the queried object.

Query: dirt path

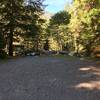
[0,56,99,100]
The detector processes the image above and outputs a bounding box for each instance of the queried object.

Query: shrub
[0,50,8,59]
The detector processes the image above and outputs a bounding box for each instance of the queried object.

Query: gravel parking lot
[0,56,99,100]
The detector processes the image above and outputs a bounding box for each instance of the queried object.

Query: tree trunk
[8,0,14,56]
[8,28,13,56]
[85,43,92,57]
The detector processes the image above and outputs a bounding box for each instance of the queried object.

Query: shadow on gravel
[72,62,100,91]
[69,63,100,100]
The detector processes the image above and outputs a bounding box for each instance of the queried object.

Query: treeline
[46,0,100,57]
[0,0,45,57]
[0,0,100,58]
[68,0,100,57]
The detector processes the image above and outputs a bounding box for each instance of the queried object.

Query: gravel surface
[0,56,100,100]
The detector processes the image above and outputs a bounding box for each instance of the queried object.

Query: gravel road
[0,56,100,100]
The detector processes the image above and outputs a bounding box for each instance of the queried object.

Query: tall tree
[48,11,71,50]
[0,0,45,56]
[0,0,25,56]
[22,0,45,51]
[69,0,100,56]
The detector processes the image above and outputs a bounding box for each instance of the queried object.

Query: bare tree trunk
[8,0,15,56]
[8,28,13,56]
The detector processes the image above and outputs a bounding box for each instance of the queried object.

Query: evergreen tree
[0,0,45,56]
[0,0,25,56]
[23,0,45,52]
[48,11,71,51]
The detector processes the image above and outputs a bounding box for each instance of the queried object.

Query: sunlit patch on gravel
[74,81,100,90]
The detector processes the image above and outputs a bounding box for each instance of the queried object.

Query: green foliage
[23,0,45,37]
[68,0,100,56]
[0,0,45,56]
[47,11,71,51]
[50,11,71,26]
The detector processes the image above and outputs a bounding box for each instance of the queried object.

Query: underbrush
[0,50,8,59]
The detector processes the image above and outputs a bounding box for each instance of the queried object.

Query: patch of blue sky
[44,0,73,13]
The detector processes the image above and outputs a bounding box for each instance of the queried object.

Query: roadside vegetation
[0,0,100,60]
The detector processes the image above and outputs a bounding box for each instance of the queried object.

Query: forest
[0,0,100,99]
[0,0,100,58]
